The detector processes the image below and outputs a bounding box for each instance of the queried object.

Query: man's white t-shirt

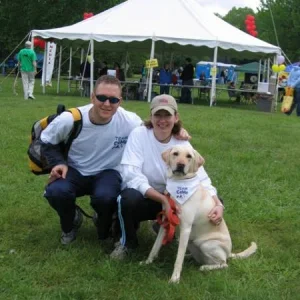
[120,126,217,196]
[41,104,142,176]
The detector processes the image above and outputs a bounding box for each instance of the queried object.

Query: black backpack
[28,104,82,175]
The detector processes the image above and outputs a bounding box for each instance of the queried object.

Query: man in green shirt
[18,41,37,100]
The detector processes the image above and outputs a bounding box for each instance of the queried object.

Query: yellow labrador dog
[143,145,257,283]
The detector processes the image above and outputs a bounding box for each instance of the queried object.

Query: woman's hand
[208,205,224,225]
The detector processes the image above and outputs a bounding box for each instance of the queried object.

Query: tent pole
[274,55,279,112]
[80,48,84,64]
[68,46,73,92]
[147,38,156,103]
[42,43,48,94]
[210,46,218,107]
[267,58,270,82]
[263,59,267,82]
[258,59,261,82]
[90,39,94,97]
[57,45,62,94]
[125,51,128,78]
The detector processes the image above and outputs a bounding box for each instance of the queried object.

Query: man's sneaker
[61,229,77,245]
[28,94,35,99]
[110,243,131,260]
[60,208,83,245]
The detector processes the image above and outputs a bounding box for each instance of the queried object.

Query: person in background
[99,61,108,77]
[80,56,91,78]
[79,55,92,96]
[141,65,147,79]
[159,63,172,94]
[114,62,125,81]
[180,58,194,103]
[17,41,37,100]
[199,71,206,81]
[220,69,225,84]
[110,94,224,259]
[285,65,300,117]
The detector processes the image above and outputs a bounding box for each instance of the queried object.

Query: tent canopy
[32,0,280,55]
[235,62,263,73]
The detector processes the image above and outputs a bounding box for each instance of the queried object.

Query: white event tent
[31,0,281,105]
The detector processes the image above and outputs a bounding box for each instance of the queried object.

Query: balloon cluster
[244,15,258,37]
[83,12,94,20]
[272,55,286,73]
[33,38,46,50]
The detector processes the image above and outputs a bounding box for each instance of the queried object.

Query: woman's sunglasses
[95,94,120,104]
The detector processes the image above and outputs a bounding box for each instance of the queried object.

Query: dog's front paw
[169,274,180,284]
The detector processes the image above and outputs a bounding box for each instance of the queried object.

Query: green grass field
[0,78,300,300]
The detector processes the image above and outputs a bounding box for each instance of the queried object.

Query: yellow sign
[210,66,217,76]
[145,59,158,68]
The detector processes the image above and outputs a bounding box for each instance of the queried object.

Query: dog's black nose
[176,163,185,172]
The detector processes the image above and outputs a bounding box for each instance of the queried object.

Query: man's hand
[208,205,224,225]
[48,164,68,184]
[174,128,191,141]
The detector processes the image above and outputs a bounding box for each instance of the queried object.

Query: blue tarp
[285,62,300,73]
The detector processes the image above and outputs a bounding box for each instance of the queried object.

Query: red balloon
[252,31,258,37]
[33,38,46,50]
[83,12,94,19]
[245,19,251,25]
[39,40,46,49]
[247,15,255,21]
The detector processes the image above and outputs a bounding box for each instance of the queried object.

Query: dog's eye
[186,154,192,159]
[173,152,179,156]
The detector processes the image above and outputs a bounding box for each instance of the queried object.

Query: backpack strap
[64,108,82,153]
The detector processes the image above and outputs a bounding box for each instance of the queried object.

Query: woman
[110,94,224,259]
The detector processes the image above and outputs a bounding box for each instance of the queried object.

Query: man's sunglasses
[95,94,120,104]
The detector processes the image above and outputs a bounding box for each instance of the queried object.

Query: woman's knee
[119,188,143,210]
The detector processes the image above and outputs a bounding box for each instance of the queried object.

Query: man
[180,58,194,103]
[42,75,142,245]
[42,75,189,246]
[159,63,172,94]
[17,41,37,100]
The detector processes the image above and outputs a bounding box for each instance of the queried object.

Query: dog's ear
[191,150,205,172]
[161,148,172,165]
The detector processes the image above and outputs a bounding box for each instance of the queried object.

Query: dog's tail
[229,242,257,259]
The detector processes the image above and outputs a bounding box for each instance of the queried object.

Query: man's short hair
[186,57,191,63]
[94,75,122,92]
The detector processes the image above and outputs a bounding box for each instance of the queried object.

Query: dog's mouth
[172,165,186,176]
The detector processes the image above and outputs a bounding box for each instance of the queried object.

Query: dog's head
[162,145,205,179]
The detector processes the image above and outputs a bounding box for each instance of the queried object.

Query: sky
[199,0,261,16]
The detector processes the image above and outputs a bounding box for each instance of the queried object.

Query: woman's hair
[143,114,182,135]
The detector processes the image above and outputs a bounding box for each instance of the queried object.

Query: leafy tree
[257,0,300,61]
[0,0,125,59]
[222,7,256,31]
